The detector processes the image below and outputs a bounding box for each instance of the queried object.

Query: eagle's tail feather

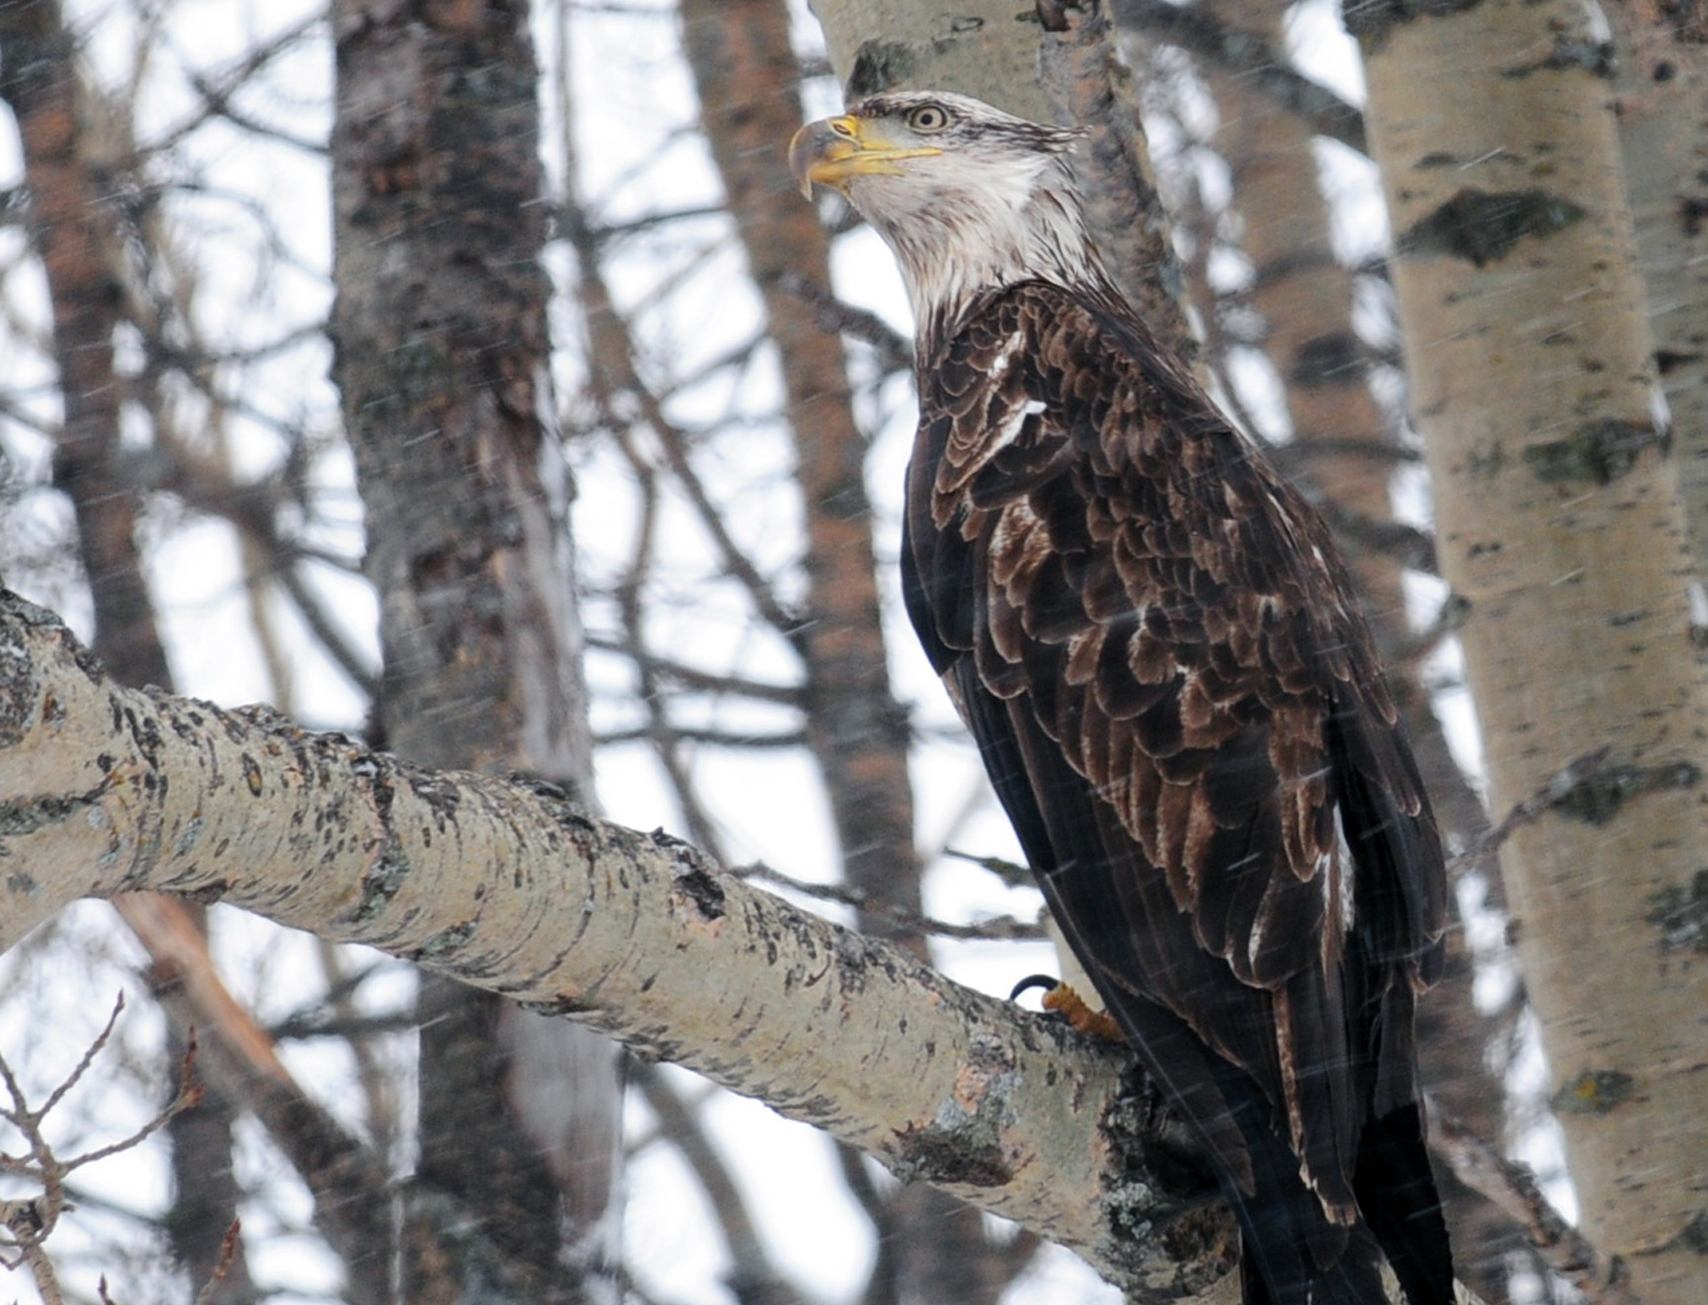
[1080,974,1387,1305]
[1219,1089,1385,1305]
[1354,1102,1456,1305]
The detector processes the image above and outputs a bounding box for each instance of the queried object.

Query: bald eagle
[790,92,1454,1305]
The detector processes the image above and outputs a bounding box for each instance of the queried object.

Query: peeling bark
[1358,2,1708,1300]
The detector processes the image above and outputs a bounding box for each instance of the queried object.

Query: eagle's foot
[1010,975,1124,1043]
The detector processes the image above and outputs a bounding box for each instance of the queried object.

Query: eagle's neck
[878,159,1113,356]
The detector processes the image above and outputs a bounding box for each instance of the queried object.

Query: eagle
[789,91,1455,1305]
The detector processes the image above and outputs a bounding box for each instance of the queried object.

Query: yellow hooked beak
[787,115,943,199]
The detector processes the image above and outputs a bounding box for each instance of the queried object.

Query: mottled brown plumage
[791,91,1454,1305]
[902,277,1450,1300]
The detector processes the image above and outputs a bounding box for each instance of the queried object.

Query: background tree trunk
[328,1,621,1298]
[1356,3,1708,1301]
[0,7,255,1299]
[678,3,1006,1298]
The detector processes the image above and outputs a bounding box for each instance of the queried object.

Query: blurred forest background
[1,1,1703,1304]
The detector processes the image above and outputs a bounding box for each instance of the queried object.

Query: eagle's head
[788,91,1104,344]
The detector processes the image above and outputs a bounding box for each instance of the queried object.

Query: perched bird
[789,91,1455,1305]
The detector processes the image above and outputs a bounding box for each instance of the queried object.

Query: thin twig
[738,861,1045,942]
[583,634,804,706]
[1464,747,1701,868]
[777,271,913,373]
[1430,1111,1640,1305]
[191,1220,244,1305]
[1111,0,1367,155]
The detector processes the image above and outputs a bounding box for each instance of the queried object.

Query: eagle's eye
[906,103,950,134]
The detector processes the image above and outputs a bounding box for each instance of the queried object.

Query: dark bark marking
[1500,38,1615,80]
[516,991,596,1019]
[1288,331,1363,388]
[123,703,165,770]
[1645,869,1708,953]
[892,1120,1013,1188]
[846,40,914,98]
[350,847,409,929]
[408,772,463,826]
[0,607,44,748]
[0,782,112,839]
[350,765,409,925]
[183,880,231,906]
[671,862,727,922]
[1523,419,1669,486]
[413,919,478,961]
[1549,757,1701,826]
[1397,187,1586,266]
[1464,440,1505,479]
[1342,0,1487,53]
[1680,193,1708,237]
[1101,1063,1215,1205]
[1677,1209,1708,1255]
[1551,1068,1636,1115]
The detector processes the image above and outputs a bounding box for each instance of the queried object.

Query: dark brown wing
[901,281,1449,1302]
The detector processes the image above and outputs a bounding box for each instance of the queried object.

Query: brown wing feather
[902,281,1446,1234]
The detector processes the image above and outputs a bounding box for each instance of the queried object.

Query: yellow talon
[1040,983,1125,1044]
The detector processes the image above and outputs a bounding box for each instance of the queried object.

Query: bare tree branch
[0,586,1234,1300]
[630,1061,805,1305]
[1430,1112,1640,1305]
[1110,0,1367,155]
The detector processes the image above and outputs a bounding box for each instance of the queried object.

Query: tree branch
[1430,1111,1639,1305]
[1109,0,1367,156]
[0,587,1229,1299]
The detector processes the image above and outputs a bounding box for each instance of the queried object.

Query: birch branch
[0,587,1220,1299]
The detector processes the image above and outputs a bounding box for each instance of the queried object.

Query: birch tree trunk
[1355,3,1708,1300]
[811,0,1054,120]
[1192,7,1524,1295]
[328,1,621,1297]
[1608,2,1708,591]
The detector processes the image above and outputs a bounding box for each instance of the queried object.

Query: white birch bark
[810,0,1053,118]
[1356,3,1708,1300]
[1608,2,1708,593]
[0,589,1209,1300]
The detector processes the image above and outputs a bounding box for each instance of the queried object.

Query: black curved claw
[1009,973,1061,1003]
